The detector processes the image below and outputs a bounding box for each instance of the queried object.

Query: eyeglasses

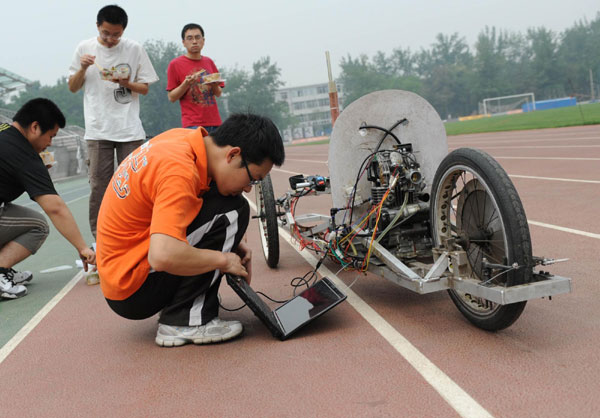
[240,154,261,186]
[100,31,122,41]
[185,35,204,42]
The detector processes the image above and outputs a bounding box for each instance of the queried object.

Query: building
[276,81,343,141]
[0,67,33,101]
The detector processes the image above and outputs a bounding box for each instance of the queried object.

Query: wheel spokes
[437,168,510,314]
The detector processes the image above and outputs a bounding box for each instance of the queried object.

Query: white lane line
[286,154,329,158]
[266,172,600,239]
[509,174,600,184]
[284,158,328,164]
[0,270,85,365]
[451,145,600,150]
[40,265,73,273]
[528,221,600,240]
[21,193,90,209]
[246,198,492,418]
[495,156,600,161]
[449,135,600,146]
[272,167,304,175]
[64,194,90,205]
[0,192,91,363]
[286,154,600,162]
[276,163,599,185]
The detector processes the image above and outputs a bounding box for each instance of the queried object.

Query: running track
[0,125,598,417]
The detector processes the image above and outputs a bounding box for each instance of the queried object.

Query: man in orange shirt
[96,114,285,347]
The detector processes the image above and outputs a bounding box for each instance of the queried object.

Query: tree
[6,78,84,127]
[339,53,422,107]
[526,27,564,98]
[218,57,293,130]
[473,27,510,98]
[418,33,475,118]
[339,54,383,105]
[557,13,600,99]
[140,39,184,136]
[388,47,419,77]
[6,16,600,130]
[500,31,531,96]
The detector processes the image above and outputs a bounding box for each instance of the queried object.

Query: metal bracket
[365,243,572,304]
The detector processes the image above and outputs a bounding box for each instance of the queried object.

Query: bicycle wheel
[255,174,280,268]
[430,148,532,331]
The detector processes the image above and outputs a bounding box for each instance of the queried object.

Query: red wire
[291,189,322,252]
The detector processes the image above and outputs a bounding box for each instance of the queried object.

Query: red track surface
[1,125,599,417]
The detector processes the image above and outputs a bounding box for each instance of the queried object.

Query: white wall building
[276,82,343,141]
[0,67,33,103]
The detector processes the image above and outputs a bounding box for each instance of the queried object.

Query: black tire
[430,148,532,331]
[255,174,280,268]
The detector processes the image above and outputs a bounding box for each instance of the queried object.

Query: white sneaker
[9,269,33,285]
[155,318,243,347]
[0,269,28,299]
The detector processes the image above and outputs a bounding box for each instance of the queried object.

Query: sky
[2,0,598,88]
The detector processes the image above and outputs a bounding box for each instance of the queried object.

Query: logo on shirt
[113,64,133,104]
[190,68,217,107]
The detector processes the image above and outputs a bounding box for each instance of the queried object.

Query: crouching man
[0,98,95,299]
[96,114,285,346]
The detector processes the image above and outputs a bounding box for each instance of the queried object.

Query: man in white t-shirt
[68,4,159,238]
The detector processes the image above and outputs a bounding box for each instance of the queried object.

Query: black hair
[212,114,285,167]
[181,23,204,39]
[97,5,128,29]
[13,98,66,133]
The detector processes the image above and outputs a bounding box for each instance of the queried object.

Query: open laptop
[226,275,347,340]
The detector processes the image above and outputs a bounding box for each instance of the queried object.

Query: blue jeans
[185,126,219,134]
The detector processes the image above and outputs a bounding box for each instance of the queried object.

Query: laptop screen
[275,279,344,335]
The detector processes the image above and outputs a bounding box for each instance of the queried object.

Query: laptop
[226,275,347,340]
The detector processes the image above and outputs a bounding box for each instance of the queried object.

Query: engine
[366,144,433,260]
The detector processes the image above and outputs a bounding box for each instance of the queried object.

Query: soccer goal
[482,92,536,115]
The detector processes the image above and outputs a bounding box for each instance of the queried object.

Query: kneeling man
[0,98,95,299]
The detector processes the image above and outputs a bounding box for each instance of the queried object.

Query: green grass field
[288,138,330,146]
[288,102,600,146]
[445,102,600,136]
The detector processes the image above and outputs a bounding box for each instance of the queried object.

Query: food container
[99,68,114,80]
[202,72,225,84]
[114,66,130,79]
[40,151,56,167]
[99,66,130,80]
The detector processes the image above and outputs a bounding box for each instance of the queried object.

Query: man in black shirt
[0,98,95,299]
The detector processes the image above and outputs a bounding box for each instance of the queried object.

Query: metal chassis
[278,191,571,306]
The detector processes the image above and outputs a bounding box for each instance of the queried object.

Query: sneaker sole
[155,327,243,347]
[1,290,27,299]
[12,271,33,285]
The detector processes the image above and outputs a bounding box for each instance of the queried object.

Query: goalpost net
[482,93,536,115]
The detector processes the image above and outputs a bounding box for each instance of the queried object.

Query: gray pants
[87,140,143,238]
[0,202,49,255]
